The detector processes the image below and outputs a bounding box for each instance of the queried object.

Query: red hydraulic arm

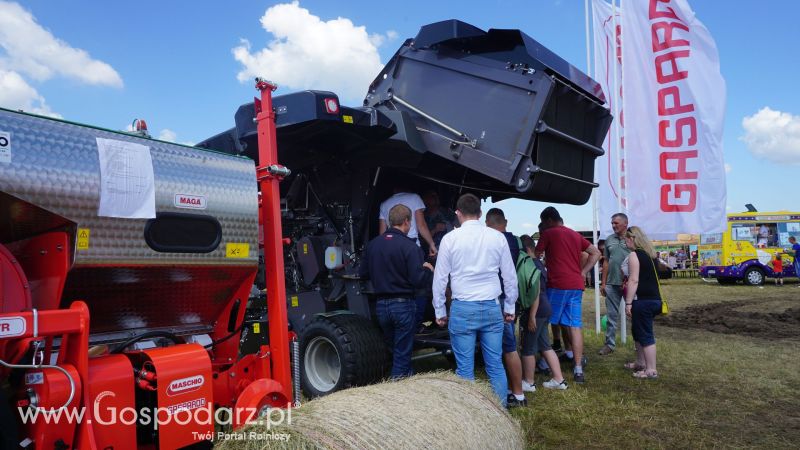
[254,78,292,402]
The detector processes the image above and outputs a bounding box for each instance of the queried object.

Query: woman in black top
[623,226,662,379]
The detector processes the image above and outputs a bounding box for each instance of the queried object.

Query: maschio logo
[174,194,207,210]
[0,317,26,338]
[166,375,204,396]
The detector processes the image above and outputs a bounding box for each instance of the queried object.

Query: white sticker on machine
[0,317,26,337]
[0,131,10,163]
[25,372,44,385]
[174,193,207,210]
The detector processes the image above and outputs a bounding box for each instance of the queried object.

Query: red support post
[254,79,292,402]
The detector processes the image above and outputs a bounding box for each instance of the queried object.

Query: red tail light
[324,98,339,114]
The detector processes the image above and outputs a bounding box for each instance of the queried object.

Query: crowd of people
[360,189,667,408]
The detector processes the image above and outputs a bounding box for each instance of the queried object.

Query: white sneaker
[543,378,568,390]
[522,380,536,392]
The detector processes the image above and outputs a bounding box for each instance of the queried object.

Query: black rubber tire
[716,277,737,285]
[0,389,19,450]
[300,313,388,398]
[743,267,765,286]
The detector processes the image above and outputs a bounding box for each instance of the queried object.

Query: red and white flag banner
[592,0,625,238]
[621,0,727,238]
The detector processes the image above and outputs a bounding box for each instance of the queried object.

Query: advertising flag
[621,0,727,238]
[592,0,625,238]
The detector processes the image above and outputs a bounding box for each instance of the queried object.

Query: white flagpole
[613,0,627,345]
[611,0,622,213]
[586,0,601,335]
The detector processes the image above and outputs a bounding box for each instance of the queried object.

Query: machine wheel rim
[304,336,341,393]
[746,269,763,285]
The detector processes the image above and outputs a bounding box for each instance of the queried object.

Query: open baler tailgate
[200,20,611,206]
[365,20,612,205]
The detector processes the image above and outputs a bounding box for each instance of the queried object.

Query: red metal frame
[0,80,294,448]
[254,79,293,403]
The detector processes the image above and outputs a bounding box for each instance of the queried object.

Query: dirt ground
[660,298,800,339]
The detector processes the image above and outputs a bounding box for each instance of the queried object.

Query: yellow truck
[699,211,800,285]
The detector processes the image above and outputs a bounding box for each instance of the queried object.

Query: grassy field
[412,278,800,448]
[505,278,800,449]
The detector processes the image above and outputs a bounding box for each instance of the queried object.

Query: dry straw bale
[216,371,524,450]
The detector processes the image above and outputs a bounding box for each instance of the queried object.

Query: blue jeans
[415,296,428,328]
[631,299,662,347]
[376,299,417,378]
[448,299,507,406]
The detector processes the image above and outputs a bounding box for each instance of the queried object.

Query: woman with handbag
[622,226,664,379]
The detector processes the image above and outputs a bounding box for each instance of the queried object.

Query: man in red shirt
[535,207,601,384]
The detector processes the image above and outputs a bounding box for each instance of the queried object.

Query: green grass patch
[421,279,800,449]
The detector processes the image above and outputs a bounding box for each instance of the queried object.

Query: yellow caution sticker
[77,228,90,250]
[291,295,299,307]
[253,323,261,334]
[343,115,353,124]
[303,243,308,255]
[225,243,250,258]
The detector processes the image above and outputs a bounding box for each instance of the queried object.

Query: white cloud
[158,129,177,142]
[0,1,122,87]
[741,107,800,165]
[724,163,732,173]
[233,1,391,103]
[0,69,59,117]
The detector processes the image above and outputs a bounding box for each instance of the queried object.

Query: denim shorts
[548,288,583,327]
[502,321,517,353]
[631,299,662,346]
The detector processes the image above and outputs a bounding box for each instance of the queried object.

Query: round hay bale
[215,372,524,450]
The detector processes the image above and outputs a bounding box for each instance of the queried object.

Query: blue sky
[2,0,798,235]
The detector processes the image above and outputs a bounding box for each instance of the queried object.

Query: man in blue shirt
[360,204,434,378]
[789,236,800,285]
[485,208,526,408]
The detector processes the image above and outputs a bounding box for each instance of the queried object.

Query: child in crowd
[518,235,568,391]
[772,253,784,286]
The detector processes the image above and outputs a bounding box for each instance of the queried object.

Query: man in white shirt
[379,188,437,257]
[432,194,518,407]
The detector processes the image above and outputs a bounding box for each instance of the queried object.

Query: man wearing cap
[535,207,601,384]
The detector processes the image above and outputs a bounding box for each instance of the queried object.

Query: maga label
[174,194,207,210]
[166,375,204,396]
[0,317,26,337]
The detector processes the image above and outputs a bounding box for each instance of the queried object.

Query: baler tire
[300,313,388,398]
[0,389,19,449]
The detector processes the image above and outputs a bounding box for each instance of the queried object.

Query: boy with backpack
[518,235,568,390]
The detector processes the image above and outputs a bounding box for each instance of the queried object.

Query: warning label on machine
[77,228,90,250]
[226,243,249,258]
[0,131,10,163]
